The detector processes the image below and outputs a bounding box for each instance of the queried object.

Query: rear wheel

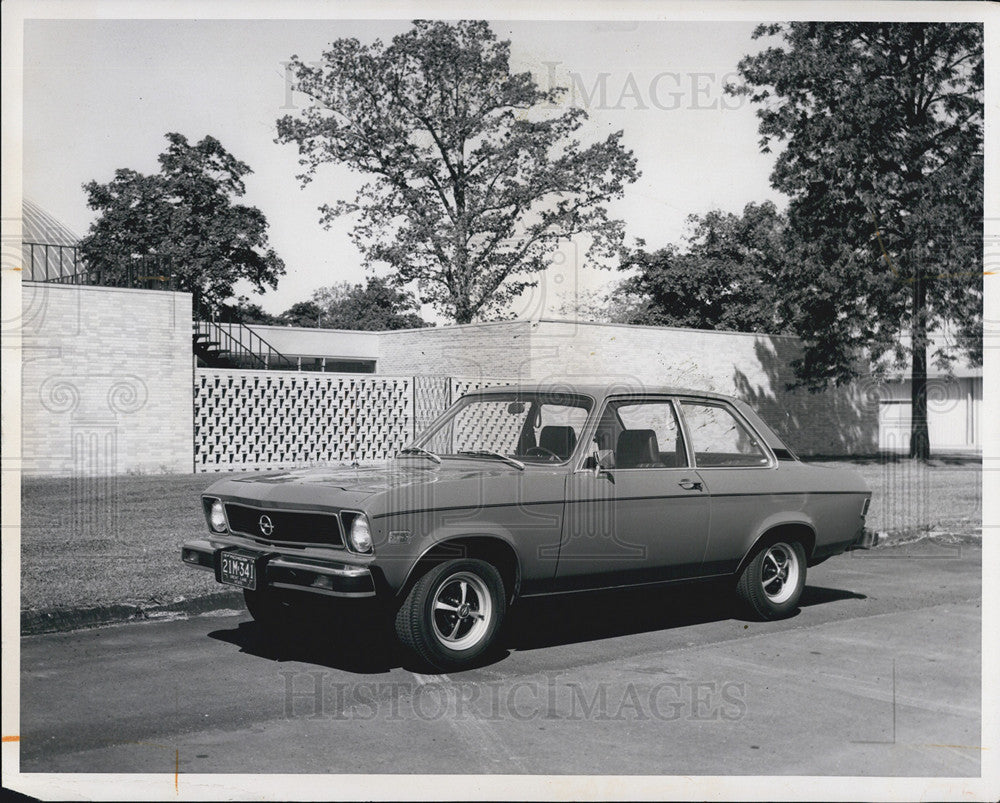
[736,540,806,619]
[394,558,506,671]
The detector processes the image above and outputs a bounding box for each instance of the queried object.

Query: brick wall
[376,319,879,456]
[523,320,879,455]
[378,320,534,380]
[17,286,880,477]
[20,282,194,476]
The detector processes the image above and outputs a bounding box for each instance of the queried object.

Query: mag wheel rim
[431,571,492,651]
[761,543,800,604]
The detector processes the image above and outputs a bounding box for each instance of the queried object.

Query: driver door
[553,396,711,591]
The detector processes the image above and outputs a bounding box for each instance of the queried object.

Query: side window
[607,400,687,469]
[680,402,770,467]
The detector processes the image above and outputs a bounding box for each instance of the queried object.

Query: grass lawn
[19,457,982,613]
[806,456,981,536]
[20,473,237,611]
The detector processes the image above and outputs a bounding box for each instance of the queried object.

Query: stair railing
[195,320,299,371]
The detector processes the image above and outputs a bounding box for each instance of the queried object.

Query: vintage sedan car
[182,384,874,669]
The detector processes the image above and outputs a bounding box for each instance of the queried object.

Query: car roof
[462,383,738,403]
[460,382,793,454]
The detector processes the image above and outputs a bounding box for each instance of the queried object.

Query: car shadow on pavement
[207,614,402,674]
[798,584,869,608]
[205,582,866,673]
[502,581,867,652]
[206,601,512,674]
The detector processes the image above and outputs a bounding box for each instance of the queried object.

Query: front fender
[372,509,526,595]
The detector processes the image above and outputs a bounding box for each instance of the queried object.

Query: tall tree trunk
[909,268,930,459]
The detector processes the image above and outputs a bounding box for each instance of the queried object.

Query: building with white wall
[250,318,984,456]
[20,281,194,476]
[20,287,981,476]
[224,323,379,373]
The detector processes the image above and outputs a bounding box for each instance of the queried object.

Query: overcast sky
[23,18,783,320]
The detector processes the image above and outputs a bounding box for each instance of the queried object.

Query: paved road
[18,540,981,777]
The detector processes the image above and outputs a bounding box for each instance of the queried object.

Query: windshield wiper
[457,450,525,470]
[396,446,442,464]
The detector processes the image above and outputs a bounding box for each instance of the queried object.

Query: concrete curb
[873,527,982,549]
[21,590,245,637]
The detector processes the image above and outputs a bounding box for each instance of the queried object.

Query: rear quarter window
[680,402,770,468]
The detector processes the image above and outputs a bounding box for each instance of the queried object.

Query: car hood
[202,460,528,511]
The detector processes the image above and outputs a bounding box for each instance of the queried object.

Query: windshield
[408,392,594,464]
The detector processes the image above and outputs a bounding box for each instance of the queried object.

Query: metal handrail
[23,243,180,290]
[24,242,307,372]
[195,320,300,371]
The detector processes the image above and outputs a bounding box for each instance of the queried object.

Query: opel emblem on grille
[258,515,275,537]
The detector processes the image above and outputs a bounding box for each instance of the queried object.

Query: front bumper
[181,539,376,598]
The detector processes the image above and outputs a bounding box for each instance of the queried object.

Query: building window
[294,357,376,373]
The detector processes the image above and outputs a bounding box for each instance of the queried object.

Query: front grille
[225,503,345,548]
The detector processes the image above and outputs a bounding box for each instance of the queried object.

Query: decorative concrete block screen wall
[435,378,519,454]
[194,372,517,472]
[413,375,451,436]
[20,282,194,476]
[195,370,414,471]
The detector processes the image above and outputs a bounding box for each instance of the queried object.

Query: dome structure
[22,198,82,281]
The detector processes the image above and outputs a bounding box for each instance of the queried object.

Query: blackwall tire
[736,540,806,620]
[394,558,506,671]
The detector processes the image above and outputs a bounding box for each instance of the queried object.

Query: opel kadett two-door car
[182,384,874,669]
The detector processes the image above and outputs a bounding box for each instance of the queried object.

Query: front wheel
[736,540,806,619]
[394,558,506,671]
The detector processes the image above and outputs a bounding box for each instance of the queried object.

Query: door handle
[678,479,703,491]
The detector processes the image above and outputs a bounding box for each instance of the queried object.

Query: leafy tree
[81,133,285,315]
[216,278,430,330]
[217,295,279,324]
[276,19,639,323]
[607,202,787,332]
[563,286,652,326]
[278,300,324,328]
[729,23,983,458]
[311,277,430,330]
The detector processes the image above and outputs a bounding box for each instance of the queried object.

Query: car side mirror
[589,449,615,477]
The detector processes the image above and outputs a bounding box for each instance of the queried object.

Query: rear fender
[734,515,817,578]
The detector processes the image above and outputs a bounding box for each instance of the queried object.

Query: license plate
[220,551,257,590]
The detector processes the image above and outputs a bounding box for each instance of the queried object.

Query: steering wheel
[524,446,560,460]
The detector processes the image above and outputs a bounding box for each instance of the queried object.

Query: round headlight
[349,515,373,553]
[209,499,227,533]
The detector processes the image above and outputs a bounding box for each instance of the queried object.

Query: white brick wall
[378,320,534,380]
[525,320,880,456]
[17,288,880,476]
[20,282,194,476]
[374,319,879,456]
